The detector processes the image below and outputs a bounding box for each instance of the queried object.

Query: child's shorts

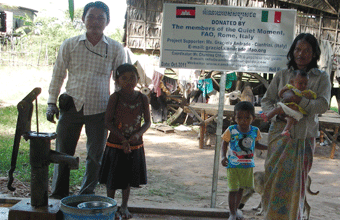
[227,167,254,192]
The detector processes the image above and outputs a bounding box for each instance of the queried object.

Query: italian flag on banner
[261,10,281,23]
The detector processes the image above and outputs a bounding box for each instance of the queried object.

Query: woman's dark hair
[287,33,321,71]
[234,101,255,118]
[116,63,139,80]
[83,1,110,24]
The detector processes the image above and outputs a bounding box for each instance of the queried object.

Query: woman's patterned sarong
[263,121,314,220]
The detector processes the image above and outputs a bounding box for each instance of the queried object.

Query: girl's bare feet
[119,207,132,219]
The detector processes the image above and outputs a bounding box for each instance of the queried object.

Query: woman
[261,33,331,219]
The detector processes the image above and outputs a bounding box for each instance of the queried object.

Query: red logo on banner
[274,11,281,23]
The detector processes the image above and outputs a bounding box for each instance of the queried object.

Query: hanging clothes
[319,40,333,76]
[163,75,178,93]
[226,72,237,89]
[197,78,214,97]
[150,92,168,123]
[152,70,163,97]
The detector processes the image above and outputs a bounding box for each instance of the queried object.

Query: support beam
[211,71,226,208]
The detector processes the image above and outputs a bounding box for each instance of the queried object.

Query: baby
[261,70,316,136]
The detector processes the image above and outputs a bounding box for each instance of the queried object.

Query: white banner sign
[160,3,296,73]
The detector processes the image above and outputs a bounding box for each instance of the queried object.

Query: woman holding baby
[261,33,331,219]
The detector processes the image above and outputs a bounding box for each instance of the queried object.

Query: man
[46,1,126,199]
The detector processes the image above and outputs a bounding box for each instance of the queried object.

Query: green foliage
[64,8,85,27]
[4,7,124,66]
[0,134,30,181]
[70,163,86,186]
[13,15,34,36]
[0,105,18,134]
[48,161,86,187]
[330,107,338,113]
[107,28,124,43]
[12,12,85,65]
[9,7,83,65]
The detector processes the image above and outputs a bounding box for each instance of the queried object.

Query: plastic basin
[60,195,117,220]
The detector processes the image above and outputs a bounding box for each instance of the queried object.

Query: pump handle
[8,88,41,191]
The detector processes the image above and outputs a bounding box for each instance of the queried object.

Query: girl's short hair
[234,101,255,118]
[116,63,139,80]
[83,1,110,24]
[287,33,321,71]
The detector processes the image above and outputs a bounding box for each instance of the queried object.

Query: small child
[261,70,316,136]
[221,101,267,220]
[99,63,151,219]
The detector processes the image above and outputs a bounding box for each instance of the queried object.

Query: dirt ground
[2,125,339,219]
[77,126,340,220]
[1,68,340,219]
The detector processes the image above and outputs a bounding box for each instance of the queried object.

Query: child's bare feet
[115,211,122,220]
[236,209,245,220]
[228,214,237,220]
[260,112,268,122]
[119,207,132,219]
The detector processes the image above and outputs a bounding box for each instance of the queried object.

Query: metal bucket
[60,195,117,220]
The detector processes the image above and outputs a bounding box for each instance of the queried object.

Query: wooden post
[143,0,147,51]
[167,107,183,125]
[211,71,226,208]
[37,40,42,66]
[333,9,339,56]
[45,43,49,66]
[320,130,324,144]
[235,72,243,91]
[199,110,206,149]
[330,126,339,159]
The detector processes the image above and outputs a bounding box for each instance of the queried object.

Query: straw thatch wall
[124,0,340,59]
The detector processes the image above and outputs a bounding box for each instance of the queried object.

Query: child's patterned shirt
[221,124,261,168]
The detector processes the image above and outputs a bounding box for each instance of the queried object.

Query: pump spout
[50,150,79,170]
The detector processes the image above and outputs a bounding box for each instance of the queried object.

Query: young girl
[260,70,316,136]
[99,63,151,219]
[221,101,267,220]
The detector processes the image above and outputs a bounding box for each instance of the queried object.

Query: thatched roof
[0,3,38,13]
[280,0,339,15]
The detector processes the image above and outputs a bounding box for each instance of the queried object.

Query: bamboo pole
[45,43,49,66]
[143,0,147,51]
[318,13,323,41]
[37,40,42,66]
[304,9,310,33]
